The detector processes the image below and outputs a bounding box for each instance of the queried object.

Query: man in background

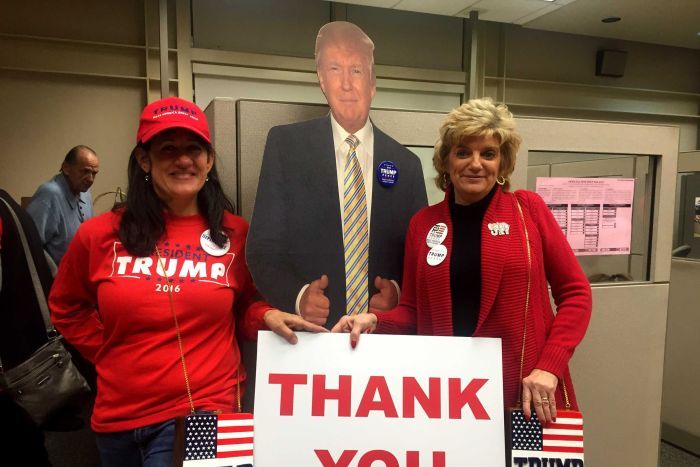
[247,21,428,328]
[26,145,99,264]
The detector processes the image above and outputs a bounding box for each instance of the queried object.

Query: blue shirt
[26,174,93,264]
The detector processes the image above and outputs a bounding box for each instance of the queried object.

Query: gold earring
[496,176,506,186]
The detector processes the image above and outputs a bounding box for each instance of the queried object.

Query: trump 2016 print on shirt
[111,242,235,288]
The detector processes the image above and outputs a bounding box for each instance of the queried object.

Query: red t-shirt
[49,210,270,432]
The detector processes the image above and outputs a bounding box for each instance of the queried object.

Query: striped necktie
[343,134,368,315]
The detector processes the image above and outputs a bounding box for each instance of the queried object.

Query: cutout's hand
[369,276,398,313]
[299,274,330,326]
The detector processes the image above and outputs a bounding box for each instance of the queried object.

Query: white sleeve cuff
[390,280,401,302]
[295,284,310,315]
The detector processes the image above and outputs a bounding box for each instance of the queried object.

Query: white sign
[254,332,504,466]
[535,177,635,256]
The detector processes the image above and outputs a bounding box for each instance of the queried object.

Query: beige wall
[1,1,699,463]
[2,1,698,209]
[0,71,142,211]
[0,0,173,209]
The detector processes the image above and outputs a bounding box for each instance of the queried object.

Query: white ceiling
[332,0,700,50]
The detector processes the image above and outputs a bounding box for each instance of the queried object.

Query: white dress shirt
[294,114,399,314]
[330,114,374,234]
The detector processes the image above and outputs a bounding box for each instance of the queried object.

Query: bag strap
[155,246,242,415]
[0,197,56,337]
[512,192,571,410]
[0,197,58,374]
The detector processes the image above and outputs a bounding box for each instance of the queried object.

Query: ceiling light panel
[324,0,398,8]
[394,0,480,16]
[514,0,578,24]
[456,0,551,23]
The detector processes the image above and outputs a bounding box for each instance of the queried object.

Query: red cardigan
[375,188,592,409]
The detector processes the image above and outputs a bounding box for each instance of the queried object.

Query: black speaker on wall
[596,49,627,77]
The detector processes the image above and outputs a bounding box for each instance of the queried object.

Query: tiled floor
[661,441,700,467]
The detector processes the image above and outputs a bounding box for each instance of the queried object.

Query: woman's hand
[263,309,328,344]
[522,369,558,423]
[330,313,378,348]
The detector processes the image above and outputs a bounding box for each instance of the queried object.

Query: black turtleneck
[448,185,497,337]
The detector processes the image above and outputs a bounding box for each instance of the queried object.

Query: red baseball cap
[136,97,211,144]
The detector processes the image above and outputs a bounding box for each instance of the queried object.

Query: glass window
[673,171,700,260]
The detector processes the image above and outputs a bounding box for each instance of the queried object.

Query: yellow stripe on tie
[343,134,368,316]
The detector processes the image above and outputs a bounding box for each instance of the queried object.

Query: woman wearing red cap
[49,97,325,467]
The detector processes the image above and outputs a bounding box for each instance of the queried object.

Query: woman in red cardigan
[332,98,591,424]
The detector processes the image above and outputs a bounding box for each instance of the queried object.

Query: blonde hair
[315,21,375,81]
[433,98,522,191]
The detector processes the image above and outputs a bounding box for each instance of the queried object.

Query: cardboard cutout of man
[247,21,428,328]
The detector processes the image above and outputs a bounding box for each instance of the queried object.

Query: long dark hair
[115,142,235,257]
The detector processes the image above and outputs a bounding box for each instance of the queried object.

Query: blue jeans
[95,418,176,467]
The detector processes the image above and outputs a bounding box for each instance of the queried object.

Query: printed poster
[535,177,634,256]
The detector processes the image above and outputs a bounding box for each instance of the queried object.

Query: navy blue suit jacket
[247,116,428,327]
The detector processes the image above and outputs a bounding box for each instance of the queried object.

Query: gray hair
[63,145,96,166]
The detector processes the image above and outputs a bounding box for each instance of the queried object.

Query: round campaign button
[376,160,399,187]
[426,222,448,248]
[426,244,447,266]
[200,229,230,257]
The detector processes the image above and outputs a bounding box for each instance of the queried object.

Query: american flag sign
[182,413,254,467]
[510,409,584,466]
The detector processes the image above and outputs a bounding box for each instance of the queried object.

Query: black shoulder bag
[0,197,90,426]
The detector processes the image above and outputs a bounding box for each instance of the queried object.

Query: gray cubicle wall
[237,101,332,219]
[662,150,700,456]
[205,98,679,467]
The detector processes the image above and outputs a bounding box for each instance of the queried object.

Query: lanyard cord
[155,246,242,414]
[156,246,196,415]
